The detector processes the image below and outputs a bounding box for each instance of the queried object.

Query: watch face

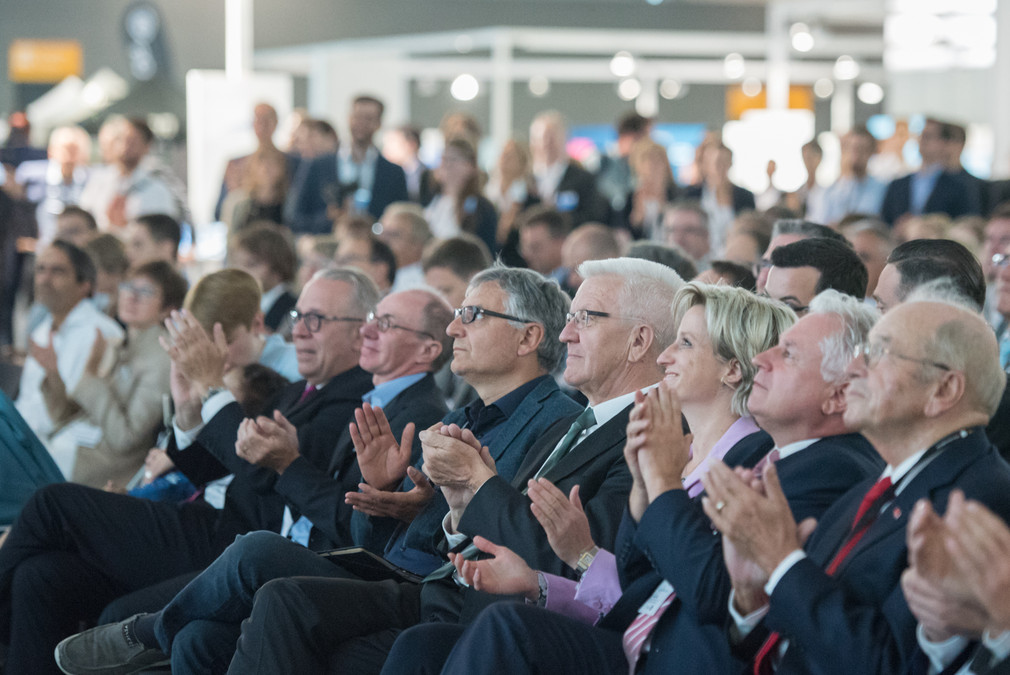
[125,4,160,44]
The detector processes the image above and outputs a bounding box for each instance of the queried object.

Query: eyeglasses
[289,309,364,333]
[454,306,531,325]
[565,308,613,329]
[366,312,435,340]
[992,253,1010,269]
[118,282,158,299]
[853,342,951,372]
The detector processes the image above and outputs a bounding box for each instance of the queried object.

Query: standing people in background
[529,111,608,228]
[808,126,887,226]
[486,138,538,266]
[0,181,37,345]
[382,125,436,206]
[376,203,432,292]
[424,138,498,254]
[786,138,824,217]
[288,118,338,162]
[285,96,407,233]
[683,143,755,258]
[11,126,91,247]
[79,118,180,231]
[595,111,652,216]
[613,138,677,240]
[220,146,290,232]
[944,121,989,216]
[880,118,980,226]
[215,103,288,221]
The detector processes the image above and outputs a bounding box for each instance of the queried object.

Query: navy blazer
[550,163,609,228]
[352,376,581,564]
[272,372,447,551]
[748,429,1010,675]
[683,182,756,215]
[168,366,373,538]
[284,151,408,234]
[880,171,980,226]
[600,432,882,674]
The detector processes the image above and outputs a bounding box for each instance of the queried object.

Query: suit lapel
[542,405,631,483]
[486,380,552,462]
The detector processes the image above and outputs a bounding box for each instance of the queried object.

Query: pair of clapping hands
[447,479,597,600]
[901,490,1010,642]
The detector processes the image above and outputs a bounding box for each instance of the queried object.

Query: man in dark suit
[197,257,683,673]
[530,111,608,228]
[706,294,1010,674]
[880,118,981,226]
[284,95,408,234]
[54,265,582,673]
[424,290,883,675]
[0,268,379,674]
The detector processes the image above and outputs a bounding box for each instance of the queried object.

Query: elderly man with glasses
[704,286,1010,675]
[56,264,582,674]
[0,267,381,674]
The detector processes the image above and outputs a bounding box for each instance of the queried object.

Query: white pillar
[766,2,790,111]
[490,32,514,153]
[831,80,854,136]
[225,0,253,80]
[637,75,659,118]
[994,1,1010,177]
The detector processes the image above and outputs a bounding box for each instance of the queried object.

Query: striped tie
[622,580,676,674]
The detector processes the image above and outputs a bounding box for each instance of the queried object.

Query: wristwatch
[575,545,600,578]
[200,386,229,406]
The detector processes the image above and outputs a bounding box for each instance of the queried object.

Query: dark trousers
[437,602,626,675]
[0,483,230,674]
[227,575,422,675]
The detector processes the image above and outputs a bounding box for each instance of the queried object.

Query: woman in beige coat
[36,260,188,489]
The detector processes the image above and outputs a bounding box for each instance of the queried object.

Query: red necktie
[752,476,896,675]
[298,384,317,404]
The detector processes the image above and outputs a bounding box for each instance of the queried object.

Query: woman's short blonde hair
[671,282,797,416]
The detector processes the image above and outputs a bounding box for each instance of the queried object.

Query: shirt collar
[362,372,427,408]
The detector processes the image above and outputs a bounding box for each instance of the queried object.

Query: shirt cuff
[764,549,807,596]
[441,512,468,550]
[915,623,969,674]
[201,390,236,423]
[728,588,770,641]
[172,419,204,449]
[984,629,1010,662]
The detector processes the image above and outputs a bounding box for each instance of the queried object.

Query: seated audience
[16,241,124,450]
[54,206,98,248]
[518,206,569,284]
[626,241,698,281]
[123,213,181,268]
[376,202,432,292]
[694,259,758,291]
[613,138,678,239]
[842,218,894,301]
[84,234,130,319]
[660,201,710,269]
[229,224,298,334]
[37,261,185,489]
[764,236,868,315]
[424,137,498,254]
[560,223,620,294]
[683,143,755,256]
[334,233,397,296]
[756,219,848,292]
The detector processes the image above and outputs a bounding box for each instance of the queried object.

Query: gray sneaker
[54,614,170,675]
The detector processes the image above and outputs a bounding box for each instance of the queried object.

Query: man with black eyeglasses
[55,264,582,674]
[0,268,381,674]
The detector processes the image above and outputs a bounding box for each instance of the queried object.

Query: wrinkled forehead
[570,275,621,312]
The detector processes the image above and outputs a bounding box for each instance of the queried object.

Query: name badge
[556,190,579,212]
[638,580,674,616]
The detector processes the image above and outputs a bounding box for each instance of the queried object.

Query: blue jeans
[153,531,348,675]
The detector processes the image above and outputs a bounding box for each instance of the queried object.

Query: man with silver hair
[706,286,1010,675]
[180,257,682,674]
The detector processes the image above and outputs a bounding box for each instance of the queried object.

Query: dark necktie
[753,476,896,675]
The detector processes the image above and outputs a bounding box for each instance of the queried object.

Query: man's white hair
[808,289,880,384]
[579,257,685,349]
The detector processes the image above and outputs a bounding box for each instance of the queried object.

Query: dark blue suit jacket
[880,171,980,226]
[284,151,408,233]
[272,372,447,550]
[351,377,581,569]
[600,432,882,674]
[747,428,1010,675]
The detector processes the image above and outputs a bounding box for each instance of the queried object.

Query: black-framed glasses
[366,312,436,340]
[853,342,951,372]
[454,306,531,325]
[289,309,364,333]
[565,309,612,329]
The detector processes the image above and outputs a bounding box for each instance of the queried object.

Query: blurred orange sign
[8,39,83,83]
[726,84,814,120]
